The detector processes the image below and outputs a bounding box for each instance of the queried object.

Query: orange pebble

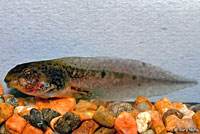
[18,98,25,106]
[154,98,173,116]
[22,123,43,134]
[0,83,4,95]
[192,110,200,130]
[0,103,14,123]
[44,127,54,134]
[50,97,76,115]
[115,112,138,134]
[134,96,153,108]
[172,102,183,110]
[5,114,27,134]
[165,115,181,132]
[147,110,166,134]
[35,97,51,111]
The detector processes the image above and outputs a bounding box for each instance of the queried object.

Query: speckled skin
[4,57,197,101]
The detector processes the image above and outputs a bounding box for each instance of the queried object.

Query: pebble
[175,118,198,134]
[94,127,116,134]
[49,97,76,115]
[189,104,200,112]
[93,105,115,128]
[179,104,195,119]
[75,100,97,111]
[14,105,38,116]
[72,120,99,134]
[147,110,166,134]
[115,112,137,134]
[162,109,183,124]
[0,103,14,124]
[0,95,5,103]
[23,97,36,106]
[22,123,44,134]
[165,115,181,132]
[5,97,18,107]
[44,127,54,134]
[154,98,173,116]
[42,108,61,125]
[54,111,81,134]
[90,99,107,107]
[136,112,152,133]
[141,129,155,134]
[0,83,3,95]
[3,94,14,101]
[107,102,121,117]
[136,101,151,112]
[0,124,11,134]
[29,108,47,131]
[73,110,95,121]
[192,110,200,130]
[134,96,153,108]
[5,114,27,134]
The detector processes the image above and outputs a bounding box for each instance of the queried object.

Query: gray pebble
[136,101,151,112]
[189,104,200,112]
[5,97,18,107]
[0,95,5,103]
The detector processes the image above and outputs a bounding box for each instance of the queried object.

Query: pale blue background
[0,0,199,102]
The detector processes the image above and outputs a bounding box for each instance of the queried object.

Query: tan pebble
[50,116,62,132]
[72,110,95,121]
[179,104,195,119]
[0,103,14,124]
[72,120,99,134]
[5,114,27,134]
[136,112,152,133]
[14,106,38,116]
[93,106,114,128]
[0,83,4,95]
[22,123,43,134]
[75,100,97,111]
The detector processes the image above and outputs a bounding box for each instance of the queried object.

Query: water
[0,0,199,102]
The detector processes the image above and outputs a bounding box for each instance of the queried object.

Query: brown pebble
[72,120,99,134]
[94,127,116,134]
[90,99,107,107]
[93,106,115,128]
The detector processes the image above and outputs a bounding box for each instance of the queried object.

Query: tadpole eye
[24,69,31,75]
